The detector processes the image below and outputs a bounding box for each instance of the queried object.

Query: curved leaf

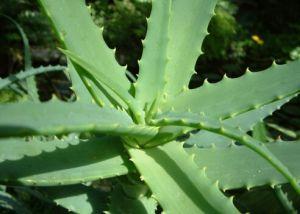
[128,141,238,213]
[186,141,300,190]
[162,61,300,120]
[0,137,130,186]
[0,101,157,138]
[38,185,107,213]
[136,0,218,108]
[185,95,294,147]
[151,111,300,194]
[37,0,130,106]
[135,0,171,107]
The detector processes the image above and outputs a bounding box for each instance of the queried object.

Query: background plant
[0,0,298,212]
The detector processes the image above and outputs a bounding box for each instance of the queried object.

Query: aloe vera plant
[0,0,300,213]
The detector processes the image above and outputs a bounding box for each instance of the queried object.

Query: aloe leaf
[128,141,238,213]
[275,185,297,213]
[37,185,107,213]
[67,54,125,108]
[186,141,300,190]
[0,136,130,186]
[0,65,66,90]
[0,14,38,101]
[136,0,218,107]
[68,60,127,109]
[186,96,293,147]
[162,61,300,119]
[125,70,137,83]
[135,0,171,107]
[0,101,157,138]
[253,122,270,142]
[66,60,93,103]
[61,49,145,124]
[163,0,218,96]
[108,184,157,214]
[37,0,130,100]
[267,123,298,139]
[0,134,83,163]
[151,111,300,194]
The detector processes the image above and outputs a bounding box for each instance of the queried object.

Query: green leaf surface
[136,0,218,107]
[135,0,171,107]
[163,0,218,96]
[128,141,238,213]
[38,185,107,213]
[186,141,300,190]
[267,123,299,139]
[185,96,293,147]
[66,60,93,103]
[61,49,145,124]
[0,137,129,186]
[274,185,297,213]
[0,101,157,138]
[108,185,157,214]
[0,135,77,163]
[151,111,300,194]
[252,122,269,142]
[162,61,300,120]
[68,60,127,109]
[37,0,130,92]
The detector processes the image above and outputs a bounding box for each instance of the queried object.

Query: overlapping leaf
[0,101,157,138]
[0,137,130,186]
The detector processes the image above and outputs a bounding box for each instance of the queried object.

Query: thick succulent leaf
[185,96,293,147]
[151,111,300,194]
[274,185,297,213]
[37,185,107,213]
[0,65,66,90]
[136,0,218,107]
[61,49,145,124]
[0,101,157,138]
[66,52,122,107]
[135,0,171,107]
[128,141,238,213]
[66,60,93,103]
[38,0,130,105]
[163,0,218,96]
[0,136,130,186]
[0,135,78,163]
[252,122,269,142]
[186,141,300,190]
[108,185,157,214]
[68,61,128,109]
[61,50,134,106]
[162,61,300,119]
[267,123,299,139]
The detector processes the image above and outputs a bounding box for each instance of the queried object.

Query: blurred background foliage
[0,0,300,213]
[1,0,300,80]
